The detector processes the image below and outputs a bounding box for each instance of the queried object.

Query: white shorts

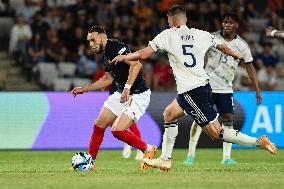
[103,89,151,122]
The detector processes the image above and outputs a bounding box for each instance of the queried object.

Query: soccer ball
[71,152,94,171]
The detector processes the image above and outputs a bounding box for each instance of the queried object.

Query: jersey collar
[220,30,237,40]
[104,39,112,56]
[177,24,187,28]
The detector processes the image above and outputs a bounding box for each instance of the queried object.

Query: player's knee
[94,118,108,128]
[163,110,168,120]
[163,109,174,122]
[111,123,124,132]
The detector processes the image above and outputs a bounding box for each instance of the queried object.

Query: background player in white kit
[112,5,277,171]
[184,13,262,165]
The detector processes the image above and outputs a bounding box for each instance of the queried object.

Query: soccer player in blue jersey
[71,26,156,170]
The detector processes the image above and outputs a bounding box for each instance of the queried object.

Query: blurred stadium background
[0,0,284,91]
[0,1,284,188]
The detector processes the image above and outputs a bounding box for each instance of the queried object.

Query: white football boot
[144,157,171,171]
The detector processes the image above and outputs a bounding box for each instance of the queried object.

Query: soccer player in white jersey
[112,5,277,171]
[184,13,262,165]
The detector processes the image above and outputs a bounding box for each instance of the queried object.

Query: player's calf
[88,125,106,160]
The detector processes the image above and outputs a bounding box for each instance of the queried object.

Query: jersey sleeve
[148,30,169,52]
[208,33,223,48]
[241,44,253,63]
[200,30,223,48]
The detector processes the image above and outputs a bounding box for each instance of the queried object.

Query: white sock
[122,143,132,158]
[222,123,233,160]
[146,144,152,152]
[187,121,202,157]
[160,122,178,160]
[161,127,168,158]
[135,150,143,160]
[221,128,257,146]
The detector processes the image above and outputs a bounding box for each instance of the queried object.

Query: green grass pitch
[0,149,283,189]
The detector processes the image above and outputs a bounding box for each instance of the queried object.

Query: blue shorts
[176,84,218,127]
[211,93,234,114]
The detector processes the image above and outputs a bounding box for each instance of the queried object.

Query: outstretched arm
[112,46,155,63]
[216,43,244,61]
[71,72,113,97]
[266,26,284,39]
[244,63,262,105]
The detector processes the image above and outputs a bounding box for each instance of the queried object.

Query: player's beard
[222,29,233,37]
[96,38,104,54]
[92,38,104,54]
[97,43,103,54]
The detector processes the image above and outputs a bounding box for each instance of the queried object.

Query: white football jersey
[205,31,253,93]
[149,25,223,94]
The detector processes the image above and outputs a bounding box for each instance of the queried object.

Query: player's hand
[71,87,85,98]
[120,88,130,103]
[112,55,125,64]
[256,92,262,105]
[265,26,275,37]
